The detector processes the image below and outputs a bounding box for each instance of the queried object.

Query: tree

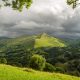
[30,54,46,71]
[44,62,56,72]
[67,0,79,9]
[1,0,32,11]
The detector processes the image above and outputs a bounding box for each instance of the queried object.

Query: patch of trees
[0,0,32,11]
[0,57,7,64]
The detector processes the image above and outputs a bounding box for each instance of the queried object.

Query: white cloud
[0,0,80,37]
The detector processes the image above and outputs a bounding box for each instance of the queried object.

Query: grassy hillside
[35,33,66,48]
[0,33,66,52]
[0,64,79,80]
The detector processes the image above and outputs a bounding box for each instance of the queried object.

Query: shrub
[30,54,46,71]
[56,67,65,73]
[10,62,22,67]
[0,58,7,64]
[44,62,56,72]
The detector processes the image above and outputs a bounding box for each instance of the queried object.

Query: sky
[0,0,80,38]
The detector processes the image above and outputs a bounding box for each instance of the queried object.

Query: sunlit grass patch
[0,64,79,80]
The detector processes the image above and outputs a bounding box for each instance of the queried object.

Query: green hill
[0,34,68,76]
[0,64,79,80]
[34,33,66,48]
[0,34,80,77]
[0,33,66,51]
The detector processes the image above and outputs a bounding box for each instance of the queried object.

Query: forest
[0,33,80,77]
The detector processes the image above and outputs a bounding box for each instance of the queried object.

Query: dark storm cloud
[61,10,80,37]
[0,0,80,37]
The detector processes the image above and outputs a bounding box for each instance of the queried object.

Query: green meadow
[0,64,80,80]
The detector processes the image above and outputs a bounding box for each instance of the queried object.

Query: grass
[0,64,80,80]
[35,33,66,48]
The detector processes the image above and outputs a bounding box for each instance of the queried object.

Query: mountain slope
[0,33,66,67]
[0,37,10,40]
[35,33,66,48]
[0,33,66,51]
[0,64,79,80]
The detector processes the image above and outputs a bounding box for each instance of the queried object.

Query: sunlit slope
[35,33,66,48]
[0,64,79,80]
[0,33,66,52]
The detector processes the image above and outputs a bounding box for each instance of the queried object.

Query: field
[0,64,80,80]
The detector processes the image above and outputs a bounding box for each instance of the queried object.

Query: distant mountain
[60,37,80,46]
[0,33,66,51]
[0,37,10,40]
[1,34,80,48]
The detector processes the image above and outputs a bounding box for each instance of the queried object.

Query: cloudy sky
[0,0,80,38]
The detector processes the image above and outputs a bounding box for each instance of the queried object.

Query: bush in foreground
[44,62,56,72]
[0,58,7,64]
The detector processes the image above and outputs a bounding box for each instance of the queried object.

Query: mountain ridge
[0,33,66,51]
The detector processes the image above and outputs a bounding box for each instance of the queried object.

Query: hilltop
[34,33,66,48]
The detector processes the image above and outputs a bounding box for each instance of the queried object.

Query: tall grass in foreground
[0,64,80,80]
